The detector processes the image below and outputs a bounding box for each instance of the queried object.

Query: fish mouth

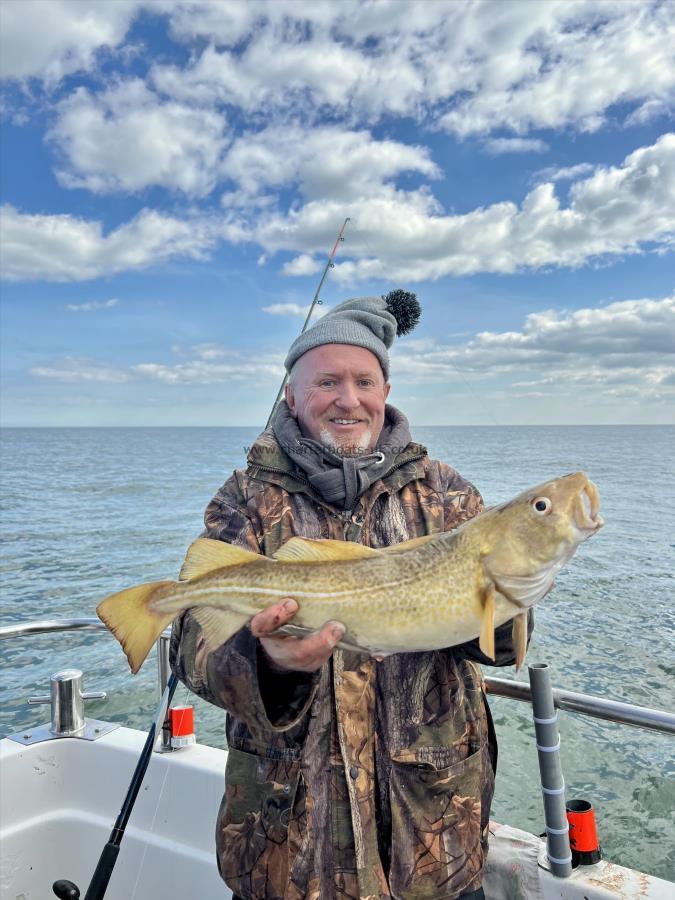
[574,480,604,533]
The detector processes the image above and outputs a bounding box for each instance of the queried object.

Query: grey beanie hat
[284,289,421,378]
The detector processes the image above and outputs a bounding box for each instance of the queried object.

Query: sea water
[1,426,673,880]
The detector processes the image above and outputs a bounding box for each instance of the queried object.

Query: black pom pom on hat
[383,289,421,336]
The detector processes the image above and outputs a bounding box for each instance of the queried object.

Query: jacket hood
[246,427,427,498]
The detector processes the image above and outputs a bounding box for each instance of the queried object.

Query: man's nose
[334,383,359,409]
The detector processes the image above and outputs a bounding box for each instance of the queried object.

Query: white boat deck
[1,727,229,899]
[1,724,672,900]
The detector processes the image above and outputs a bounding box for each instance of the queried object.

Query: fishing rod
[265,216,350,428]
[50,218,351,899]
[52,673,179,899]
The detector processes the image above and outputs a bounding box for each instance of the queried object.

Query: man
[171,292,528,900]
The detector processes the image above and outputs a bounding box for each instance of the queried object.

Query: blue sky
[1,0,673,427]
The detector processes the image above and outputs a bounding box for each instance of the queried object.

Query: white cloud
[0,0,139,82]
[484,137,549,155]
[221,191,275,210]
[390,295,675,399]
[436,1,675,137]
[252,133,675,282]
[4,1,674,143]
[27,294,674,414]
[5,132,674,285]
[281,255,322,277]
[49,80,229,196]
[152,30,375,115]
[192,344,227,361]
[132,356,283,384]
[263,303,309,317]
[162,0,258,44]
[0,205,218,282]
[474,296,675,363]
[30,357,131,383]
[48,100,436,208]
[625,99,671,127]
[534,163,595,183]
[65,298,119,312]
[30,345,285,386]
[219,125,439,202]
[262,302,329,319]
[151,0,675,138]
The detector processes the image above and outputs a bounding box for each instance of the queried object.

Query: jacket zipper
[249,463,312,487]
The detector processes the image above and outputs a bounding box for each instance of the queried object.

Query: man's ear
[285,382,298,417]
[383,382,391,401]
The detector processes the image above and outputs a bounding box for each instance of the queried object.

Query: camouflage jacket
[171,429,525,900]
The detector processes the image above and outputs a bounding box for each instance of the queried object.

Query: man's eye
[319,380,335,387]
[358,380,374,388]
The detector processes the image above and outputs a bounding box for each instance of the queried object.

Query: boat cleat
[7,668,120,746]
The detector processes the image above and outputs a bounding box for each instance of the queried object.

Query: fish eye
[532,497,552,515]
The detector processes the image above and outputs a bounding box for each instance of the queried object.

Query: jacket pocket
[388,744,489,899]
[216,747,301,900]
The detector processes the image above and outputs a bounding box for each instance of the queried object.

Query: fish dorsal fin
[381,534,438,555]
[273,537,381,564]
[179,537,263,581]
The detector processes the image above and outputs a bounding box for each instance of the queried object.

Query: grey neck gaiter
[271,401,414,511]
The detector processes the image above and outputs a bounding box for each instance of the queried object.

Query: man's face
[285,344,391,455]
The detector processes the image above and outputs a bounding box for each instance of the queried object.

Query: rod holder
[567,798,602,865]
[528,662,572,878]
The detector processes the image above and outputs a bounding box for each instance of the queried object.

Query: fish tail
[97,580,176,674]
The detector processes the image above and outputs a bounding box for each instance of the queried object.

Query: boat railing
[1,617,674,737]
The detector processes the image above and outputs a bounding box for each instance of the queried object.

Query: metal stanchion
[528,662,572,878]
[156,633,173,752]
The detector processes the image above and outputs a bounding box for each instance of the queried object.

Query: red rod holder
[566,798,602,865]
[169,705,195,748]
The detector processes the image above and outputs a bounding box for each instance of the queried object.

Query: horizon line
[2,423,673,429]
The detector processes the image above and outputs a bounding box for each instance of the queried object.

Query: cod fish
[98,472,603,675]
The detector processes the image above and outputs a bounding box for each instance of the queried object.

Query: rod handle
[83,842,120,900]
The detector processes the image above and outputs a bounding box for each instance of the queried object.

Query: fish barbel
[98,472,603,674]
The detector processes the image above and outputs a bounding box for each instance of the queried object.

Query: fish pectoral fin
[179,537,264,581]
[273,537,381,563]
[380,534,438,555]
[485,560,557,609]
[512,611,529,673]
[97,580,175,674]
[479,582,496,661]
[191,606,250,652]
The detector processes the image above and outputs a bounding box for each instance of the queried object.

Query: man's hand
[250,598,345,673]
